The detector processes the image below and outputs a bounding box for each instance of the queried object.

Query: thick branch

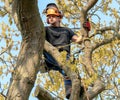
[79,0,99,38]
[7,0,45,100]
[83,79,105,100]
[4,0,12,14]
[34,85,56,100]
[44,41,63,67]
[44,41,81,100]
[96,26,117,32]
[83,0,98,13]
[92,29,120,52]
[0,93,7,99]
[90,25,119,38]
[82,39,96,76]
[77,1,99,77]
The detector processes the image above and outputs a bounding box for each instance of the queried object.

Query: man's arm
[72,20,91,43]
[72,35,82,44]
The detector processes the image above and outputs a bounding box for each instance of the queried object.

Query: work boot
[64,76,84,99]
[65,85,84,99]
[65,84,72,99]
[64,76,72,99]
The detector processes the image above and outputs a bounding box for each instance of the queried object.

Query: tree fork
[7,0,45,100]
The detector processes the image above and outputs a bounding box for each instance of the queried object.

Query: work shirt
[44,26,75,75]
[45,26,75,54]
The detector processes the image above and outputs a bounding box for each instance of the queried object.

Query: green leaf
[0,68,3,76]
[118,78,120,85]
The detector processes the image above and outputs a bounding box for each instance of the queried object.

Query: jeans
[43,51,72,94]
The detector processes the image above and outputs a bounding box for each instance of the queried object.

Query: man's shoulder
[44,26,72,32]
[45,26,50,30]
[45,26,49,28]
[62,27,74,33]
[59,27,72,31]
[60,26,69,29]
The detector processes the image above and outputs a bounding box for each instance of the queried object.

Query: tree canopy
[0,0,120,100]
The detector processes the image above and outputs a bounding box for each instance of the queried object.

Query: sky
[0,0,56,100]
[0,0,120,100]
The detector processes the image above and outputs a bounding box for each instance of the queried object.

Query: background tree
[0,0,120,100]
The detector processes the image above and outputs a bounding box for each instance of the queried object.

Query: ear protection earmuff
[47,17,50,24]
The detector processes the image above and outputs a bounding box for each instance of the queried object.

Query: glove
[76,35,82,44]
[83,19,91,31]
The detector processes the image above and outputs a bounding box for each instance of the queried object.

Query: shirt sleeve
[67,28,76,40]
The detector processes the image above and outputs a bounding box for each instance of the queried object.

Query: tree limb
[7,0,45,100]
[90,21,119,38]
[34,85,57,100]
[4,0,12,14]
[44,41,81,100]
[83,79,105,100]
[92,28,120,52]
[83,0,98,13]
[96,26,117,32]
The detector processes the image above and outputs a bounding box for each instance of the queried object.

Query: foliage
[0,0,120,99]
[0,1,21,95]
[55,0,120,99]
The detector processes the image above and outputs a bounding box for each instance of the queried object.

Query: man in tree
[43,3,90,99]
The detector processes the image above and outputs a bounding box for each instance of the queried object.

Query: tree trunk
[7,0,45,100]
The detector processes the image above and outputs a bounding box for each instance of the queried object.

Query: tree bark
[44,41,81,100]
[79,0,98,76]
[7,0,45,100]
[34,85,57,100]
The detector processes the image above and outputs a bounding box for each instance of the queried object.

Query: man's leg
[62,70,84,99]
[64,78,84,99]
[64,76,72,99]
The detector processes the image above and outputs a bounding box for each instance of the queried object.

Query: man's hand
[75,35,82,44]
[72,34,83,44]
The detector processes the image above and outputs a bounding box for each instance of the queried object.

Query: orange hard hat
[46,8,60,16]
[43,3,63,18]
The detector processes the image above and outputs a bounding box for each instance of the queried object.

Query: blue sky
[0,1,57,100]
[0,0,120,100]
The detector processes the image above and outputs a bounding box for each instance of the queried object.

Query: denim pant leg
[43,51,63,72]
[43,51,72,98]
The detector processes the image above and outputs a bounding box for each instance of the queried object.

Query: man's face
[47,15,60,25]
